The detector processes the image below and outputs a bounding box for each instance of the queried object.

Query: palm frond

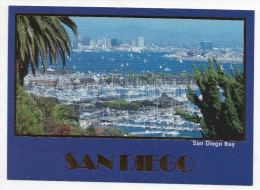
[16,15,78,85]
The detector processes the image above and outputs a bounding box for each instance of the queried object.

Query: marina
[24,68,203,138]
[23,51,242,138]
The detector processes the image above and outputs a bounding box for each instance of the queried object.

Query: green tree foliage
[105,99,128,110]
[31,95,78,132]
[48,104,90,136]
[128,101,140,110]
[31,95,59,133]
[104,99,140,110]
[85,125,97,136]
[17,83,93,136]
[103,126,126,136]
[16,15,78,85]
[51,104,79,126]
[180,72,191,78]
[180,58,244,139]
[31,95,59,118]
[16,84,44,135]
[175,110,201,124]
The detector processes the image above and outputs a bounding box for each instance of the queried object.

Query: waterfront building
[77,42,83,51]
[97,39,102,47]
[29,79,58,86]
[137,37,144,49]
[90,40,95,47]
[111,37,118,47]
[130,40,136,47]
[81,37,91,46]
[102,38,108,48]
[72,40,78,49]
[107,39,112,47]
[200,41,213,51]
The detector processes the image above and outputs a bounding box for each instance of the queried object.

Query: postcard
[8,6,254,185]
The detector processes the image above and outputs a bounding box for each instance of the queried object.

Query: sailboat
[47,67,55,72]
[230,63,233,70]
[179,58,183,63]
[221,64,224,71]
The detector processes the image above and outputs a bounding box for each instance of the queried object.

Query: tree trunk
[16,59,29,86]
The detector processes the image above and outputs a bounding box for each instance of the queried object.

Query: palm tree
[51,104,79,126]
[16,15,78,85]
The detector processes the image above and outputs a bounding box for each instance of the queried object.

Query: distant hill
[106,24,242,47]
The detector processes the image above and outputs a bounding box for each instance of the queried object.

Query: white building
[137,37,144,49]
[130,40,136,47]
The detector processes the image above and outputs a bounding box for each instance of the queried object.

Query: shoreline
[164,56,243,63]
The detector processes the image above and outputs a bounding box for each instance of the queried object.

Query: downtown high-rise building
[111,38,118,47]
[137,37,144,49]
[130,40,136,47]
[200,41,213,51]
[102,38,108,48]
[81,37,91,46]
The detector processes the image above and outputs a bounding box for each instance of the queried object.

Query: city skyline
[68,16,244,48]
